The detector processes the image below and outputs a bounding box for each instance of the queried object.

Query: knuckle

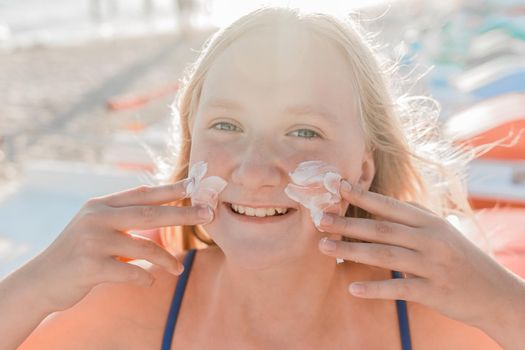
[84,197,103,208]
[135,185,153,195]
[341,217,352,233]
[80,210,99,225]
[82,210,107,225]
[396,282,413,300]
[384,196,401,210]
[135,237,158,256]
[80,202,108,224]
[81,200,99,214]
[377,245,395,262]
[139,206,157,222]
[373,221,393,238]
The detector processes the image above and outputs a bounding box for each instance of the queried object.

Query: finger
[98,258,156,287]
[340,181,435,227]
[108,232,184,275]
[106,204,213,231]
[99,178,192,207]
[319,214,425,250]
[406,201,435,214]
[348,277,427,301]
[319,238,428,277]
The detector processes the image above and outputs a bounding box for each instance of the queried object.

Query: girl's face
[189,27,374,268]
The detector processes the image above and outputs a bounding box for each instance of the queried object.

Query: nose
[230,141,284,190]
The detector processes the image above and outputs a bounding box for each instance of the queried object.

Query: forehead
[198,25,359,126]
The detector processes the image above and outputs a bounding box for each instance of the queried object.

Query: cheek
[189,137,237,175]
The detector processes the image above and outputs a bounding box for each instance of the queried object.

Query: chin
[205,220,319,271]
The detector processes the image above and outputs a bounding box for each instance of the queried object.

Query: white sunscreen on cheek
[285,160,345,264]
[184,161,227,219]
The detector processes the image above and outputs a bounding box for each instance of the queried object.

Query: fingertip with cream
[341,180,352,193]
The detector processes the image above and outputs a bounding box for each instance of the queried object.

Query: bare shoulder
[409,303,503,350]
[18,251,191,350]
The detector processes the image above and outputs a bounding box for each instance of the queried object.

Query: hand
[17,179,213,312]
[317,180,525,328]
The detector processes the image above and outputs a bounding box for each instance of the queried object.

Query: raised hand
[317,180,525,330]
[18,179,213,312]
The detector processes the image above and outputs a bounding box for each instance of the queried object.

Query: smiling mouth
[225,202,295,218]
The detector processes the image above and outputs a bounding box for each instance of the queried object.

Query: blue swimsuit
[161,249,412,349]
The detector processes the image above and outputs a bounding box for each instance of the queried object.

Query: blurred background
[1,0,524,278]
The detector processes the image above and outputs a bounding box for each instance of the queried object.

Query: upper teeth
[231,204,289,217]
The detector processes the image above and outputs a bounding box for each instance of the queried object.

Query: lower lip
[221,203,296,224]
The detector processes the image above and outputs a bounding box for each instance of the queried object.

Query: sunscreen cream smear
[185,161,227,220]
[285,160,346,263]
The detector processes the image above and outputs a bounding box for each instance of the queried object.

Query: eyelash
[211,122,242,132]
[287,129,321,140]
[211,122,321,140]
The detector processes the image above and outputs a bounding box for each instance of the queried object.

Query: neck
[208,248,349,343]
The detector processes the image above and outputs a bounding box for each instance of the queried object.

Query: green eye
[289,129,321,139]
[211,122,242,132]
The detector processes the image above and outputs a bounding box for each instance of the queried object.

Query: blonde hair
[156,7,475,255]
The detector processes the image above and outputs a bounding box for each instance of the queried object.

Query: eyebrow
[284,104,337,122]
[203,98,243,111]
[203,98,338,123]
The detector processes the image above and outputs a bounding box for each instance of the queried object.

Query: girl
[3,7,525,350]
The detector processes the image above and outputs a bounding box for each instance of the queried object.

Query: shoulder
[18,250,194,350]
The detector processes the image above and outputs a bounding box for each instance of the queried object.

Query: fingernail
[170,262,184,275]
[319,237,336,253]
[182,178,193,197]
[349,283,365,295]
[341,181,352,193]
[198,205,213,221]
[320,213,334,226]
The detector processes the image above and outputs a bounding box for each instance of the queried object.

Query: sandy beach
[0,30,213,182]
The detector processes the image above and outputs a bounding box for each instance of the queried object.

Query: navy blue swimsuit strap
[392,270,413,350]
[161,249,197,350]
